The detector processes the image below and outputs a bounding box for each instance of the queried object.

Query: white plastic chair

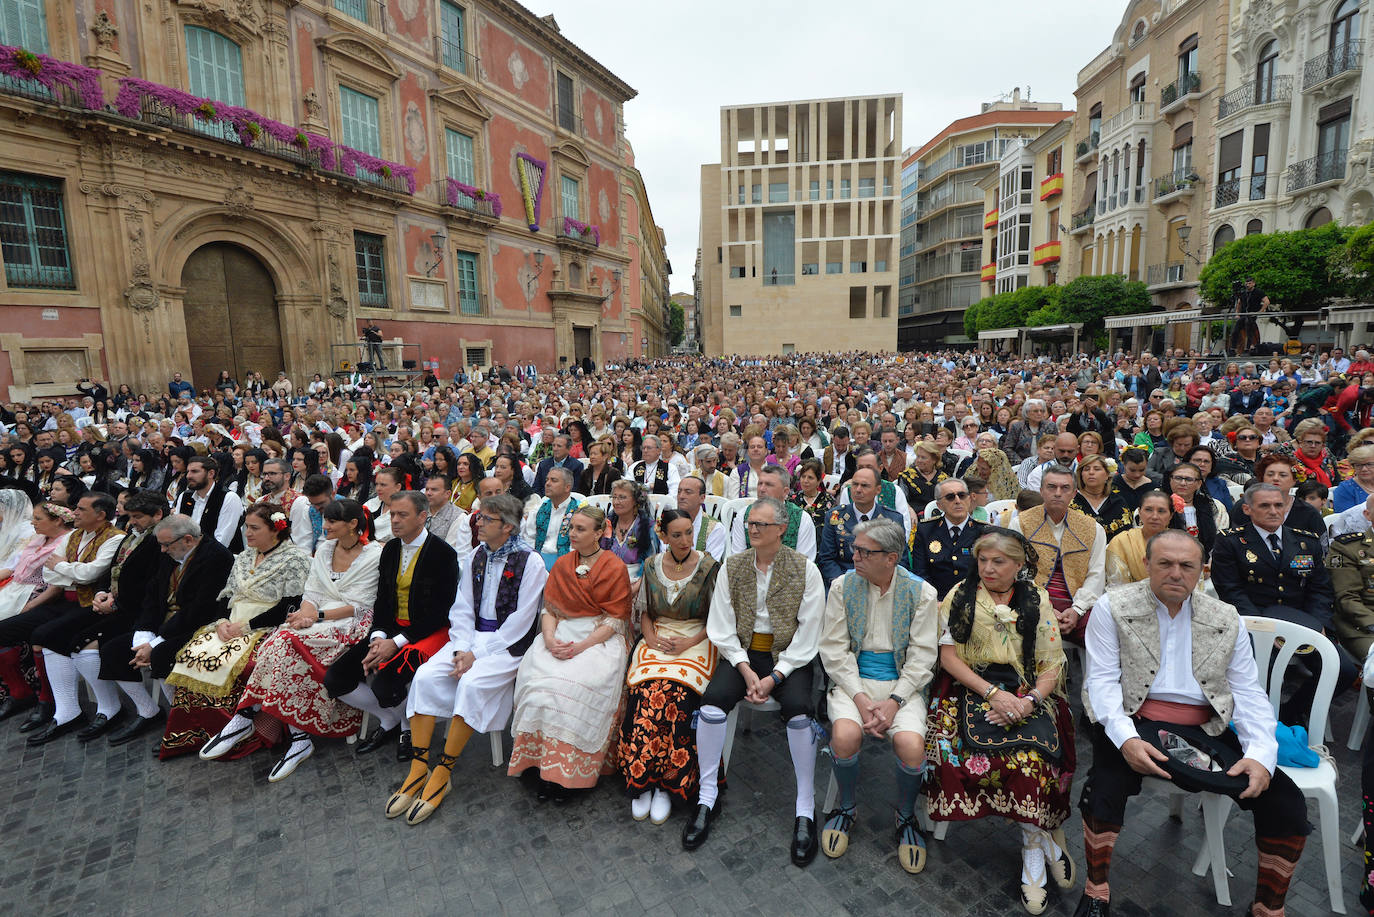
[1324,514,1341,535]
[648,493,674,521]
[703,495,728,521]
[1226,480,1244,503]
[568,492,587,505]
[984,498,1016,519]
[719,497,756,550]
[921,499,940,520]
[823,473,842,492]
[1347,689,1371,751]
[584,493,613,516]
[1201,616,1346,914]
[721,698,780,777]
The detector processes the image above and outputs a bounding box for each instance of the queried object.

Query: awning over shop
[1163,308,1203,324]
[1327,306,1374,327]
[977,328,1022,341]
[1024,322,1083,336]
[1104,311,1167,329]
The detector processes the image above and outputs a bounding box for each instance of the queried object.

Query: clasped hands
[853,692,900,737]
[984,689,1034,727]
[546,634,588,660]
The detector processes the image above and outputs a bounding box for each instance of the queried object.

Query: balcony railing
[1147,261,1187,286]
[442,179,501,219]
[1161,71,1202,108]
[560,218,600,248]
[1100,102,1154,139]
[1287,149,1347,192]
[762,272,795,286]
[437,35,479,76]
[1215,177,1240,208]
[1075,131,1100,160]
[1153,167,1200,201]
[1215,173,1275,207]
[1218,75,1292,119]
[1304,41,1363,90]
[132,95,316,167]
[1070,203,1095,232]
[0,45,105,110]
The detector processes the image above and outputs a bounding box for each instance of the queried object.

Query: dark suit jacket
[532,456,585,496]
[109,531,164,622]
[909,517,988,600]
[134,537,234,638]
[1210,523,1334,628]
[1228,391,1265,417]
[817,502,910,587]
[372,534,459,644]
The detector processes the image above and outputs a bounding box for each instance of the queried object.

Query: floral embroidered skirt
[924,671,1076,830]
[618,678,701,802]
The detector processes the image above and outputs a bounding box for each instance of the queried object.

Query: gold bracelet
[984,684,999,701]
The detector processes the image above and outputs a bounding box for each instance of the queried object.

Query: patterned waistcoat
[66,523,123,606]
[1018,505,1097,593]
[727,546,807,664]
[1083,580,1239,737]
[840,567,925,671]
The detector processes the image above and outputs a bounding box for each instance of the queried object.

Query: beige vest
[1083,580,1240,737]
[728,546,807,664]
[1019,504,1097,593]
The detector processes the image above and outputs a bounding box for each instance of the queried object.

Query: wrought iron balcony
[1069,203,1095,233]
[1304,41,1363,90]
[1147,261,1186,287]
[1153,167,1200,202]
[1074,131,1100,161]
[1218,75,1292,119]
[437,36,479,76]
[1161,71,1202,109]
[1215,177,1240,208]
[1286,149,1347,192]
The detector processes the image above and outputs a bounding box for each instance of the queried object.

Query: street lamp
[1175,224,1204,265]
[424,231,446,277]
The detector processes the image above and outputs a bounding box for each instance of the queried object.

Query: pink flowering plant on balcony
[562,216,600,246]
[0,45,105,109]
[445,178,503,217]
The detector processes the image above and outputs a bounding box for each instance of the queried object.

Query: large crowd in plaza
[4,343,1374,917]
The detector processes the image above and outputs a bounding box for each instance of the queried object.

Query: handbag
[959,662,1062,763]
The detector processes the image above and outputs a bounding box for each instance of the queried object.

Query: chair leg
[933,820,949,841]
[350,710,369,746]
[489,731,503,767]
[822,772,837,813]
[720,707,739,779]
[1198,793,1232,906]
[1352,820,1366,847]
[1314,785,1348,914]
[1348,695,1371,751]
[1169,794,1185,820]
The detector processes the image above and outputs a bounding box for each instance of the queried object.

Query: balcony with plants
[1153,167,1200,204]
[443,178,501,223]
[1068,202,1095,235]
[1160,71,1202,114]
[558,216,600,250]
[0,45,105,109]
[1074,131,1100,165]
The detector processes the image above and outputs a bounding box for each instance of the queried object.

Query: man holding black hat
[1074,529,1307,917]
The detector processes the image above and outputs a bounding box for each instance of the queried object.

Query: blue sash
[857,650,900,681]
[475,616,500,633]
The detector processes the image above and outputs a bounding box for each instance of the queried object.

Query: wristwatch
[316,609,326,623]
[888,693,906,707]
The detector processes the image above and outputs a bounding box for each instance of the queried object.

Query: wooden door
[182,243,282,392]
[573,326,592,364]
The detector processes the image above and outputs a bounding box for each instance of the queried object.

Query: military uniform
[908,516,987,600]
[1329,530,1374,660]
[816,502,910,589]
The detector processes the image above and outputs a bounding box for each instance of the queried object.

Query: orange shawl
[545,550,632,620]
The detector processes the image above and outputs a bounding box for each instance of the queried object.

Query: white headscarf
[0,490,35,564]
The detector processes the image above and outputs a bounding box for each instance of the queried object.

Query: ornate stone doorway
[181,243,283,392]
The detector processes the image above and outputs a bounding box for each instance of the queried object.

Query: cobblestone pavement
[0,685,1366,917]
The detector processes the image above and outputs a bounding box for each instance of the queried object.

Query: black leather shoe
[1072,895,1110,917]
[18,702,52,733]
[108,711,164,747]
[790,815,818,867]
[0,694,36,721]
[681,802,719,850]
[77,711,124,743]
[356,724,399,755]
[26,716,85,746]
[395,729,413,762]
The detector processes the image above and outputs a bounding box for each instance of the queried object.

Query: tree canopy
[668,301,685,347]
[964,275,1148,340]
[1198,223,1352,310]
[1332,220,1374,303]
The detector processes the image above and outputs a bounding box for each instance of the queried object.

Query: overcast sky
[540,0,1129,293]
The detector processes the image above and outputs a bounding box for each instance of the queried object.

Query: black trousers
[0,603,61,648]
[98,630,189,682]
[699,649,813,721]
[322,639,415,708]
[30,603,136,657]
[1079,723,1310,838]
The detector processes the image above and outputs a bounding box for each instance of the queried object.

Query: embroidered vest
[695,513,720,552]
[840,567,925,672]
[65,523,122,606]
[703,470,727,497]
[737,463,757,498]
[634,461,669,494]
[1018,505,1097,594]
[108,530,146,600]
[534,497,581,557]
[727,547,807,664]
[393,546,423,626]
[1083,581,1239,737]
[471,544,538,656]
[743,501,803,550]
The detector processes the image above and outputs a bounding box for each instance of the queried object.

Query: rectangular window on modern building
[840,178,851,199]
[826,261,842,274]
[0,171,74,289]
[762,211,794,285]
[561,175,580,221]
[809,180,820,201]
[445,128,475,185]
[339,86,381,156]
[556,72,576,132]
[751,184,762,204]
[440,1,467,73]
[354,231,387,307]
[729,305,742,317]
[858,178,875,198]
[455,249,480,315]
[768,182,787,203]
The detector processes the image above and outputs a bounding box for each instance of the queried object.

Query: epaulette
[1290,528,1322,538]
[1220,526,1247,536]
[1334,531,1367,545]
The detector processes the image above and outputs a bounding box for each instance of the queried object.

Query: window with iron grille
[0,171,74,290]
[556,72,576,132]
[354,231,387,307]
[465,347,487,368]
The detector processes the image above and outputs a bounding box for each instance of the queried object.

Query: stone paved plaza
[0,686,1367,917]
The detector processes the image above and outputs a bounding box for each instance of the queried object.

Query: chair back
[583,494,613,516]
[984,498,1016,519]
[823,473,842,492]
[719,497,756,548]
[648,493,673,521]
[1241,615,1339,748]
[568,492,586,505]
[703,494,727,520]
[922,500,941,520]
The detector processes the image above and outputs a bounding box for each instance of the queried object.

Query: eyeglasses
[1171,476,1199,484]
[1236,434,1259,441]
[479,513,502,524]
[852,546,891,560]
[746,519,782,529]
[940,492,969,501]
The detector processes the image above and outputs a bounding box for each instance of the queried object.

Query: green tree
[668,302,685,347]
[964,299,985,338]
[1054,274,1151,340]
[1198,223,1352,310]
[1333,220,1374,302]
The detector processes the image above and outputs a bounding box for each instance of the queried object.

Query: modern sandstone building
[0,0,668,400]
[698,94,902,356]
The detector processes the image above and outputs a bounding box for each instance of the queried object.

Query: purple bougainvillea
[0,45,104,110]
[562,216,600,247]
[445,178,503,217]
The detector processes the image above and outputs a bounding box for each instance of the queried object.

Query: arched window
[1131,20,1147,46]
[1333,1,1361,52]
[1305,207,1332,228]
[184,27,244,106]
[1213,225,1235,254]
[1246,218,1264,235]
[1256,40,1278,103]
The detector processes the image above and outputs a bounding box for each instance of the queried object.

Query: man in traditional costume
[1009,464,1106,643]
[626,434,679,498]
[730,466,816,560]
[661,474,725,562]
[521,466,582,571]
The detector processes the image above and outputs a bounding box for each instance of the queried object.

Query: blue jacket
[817,502,910,588]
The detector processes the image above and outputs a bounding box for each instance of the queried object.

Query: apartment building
[1061,0,1229,340]
[898,91,1068,350]
[698,95,903,356]
[0,0,664,399]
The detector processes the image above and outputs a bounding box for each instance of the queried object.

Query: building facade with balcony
[977,119,1074,297]
[1062,0,1230,336]
[624,158,670,360]
[897,91,1068,350]
[0,0,658,400]
[1206,0,1373,256]
[698,94,902,356]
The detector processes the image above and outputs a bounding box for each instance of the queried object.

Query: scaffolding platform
[330,341,428,392]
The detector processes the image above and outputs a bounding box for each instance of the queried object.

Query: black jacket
[134,537,234,638]
[909,517,987,601]
[372,534,459,644]
[1210,523,1334,628]
[532,456,585,496]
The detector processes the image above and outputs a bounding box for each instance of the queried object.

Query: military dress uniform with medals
[908,516,987,600]
[817,502,910,589]
[1328,530,1374,661]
